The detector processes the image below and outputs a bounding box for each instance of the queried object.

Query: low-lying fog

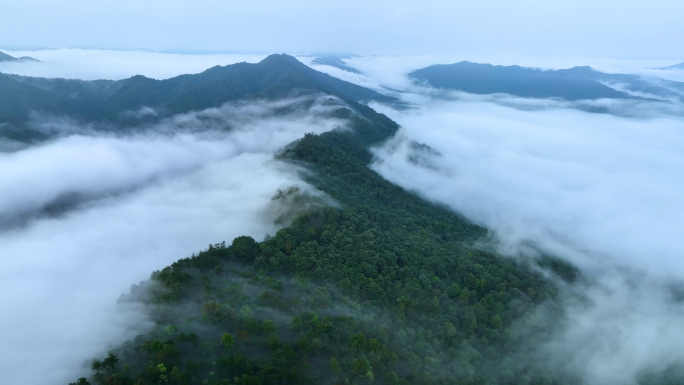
[367,90,684,383]
[0,97,345,385]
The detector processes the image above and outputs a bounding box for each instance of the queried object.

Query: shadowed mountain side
[410,61,684,102]
[0,54,400,143]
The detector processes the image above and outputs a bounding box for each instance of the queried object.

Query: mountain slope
[0,73,76,142]
[410,61,684,102]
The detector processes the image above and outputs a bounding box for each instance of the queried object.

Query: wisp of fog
[370,93,684,383]
[0,96,345,385]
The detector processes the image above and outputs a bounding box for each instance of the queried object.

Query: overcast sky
[2,0,683,59]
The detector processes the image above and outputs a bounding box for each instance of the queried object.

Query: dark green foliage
[231,236,261,264]
[68,378,91,385]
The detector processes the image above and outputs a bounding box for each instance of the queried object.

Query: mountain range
[410,61,684,102]
[0,54,397,143]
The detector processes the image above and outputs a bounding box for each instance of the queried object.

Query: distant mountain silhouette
[312,56,362,74]
[410,61,684,102]
[656,62,684,70]
[0,51,39,62]
[0,54,398,143]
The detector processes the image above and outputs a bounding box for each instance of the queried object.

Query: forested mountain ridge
[0,54,399,143]
[64,71,579,384]
[410,61,684,102]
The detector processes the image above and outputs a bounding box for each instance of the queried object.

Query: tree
[330,358,341,373]
[351,358,372,377]
[221,333,235,349]
[69,378,91,385]
[444,322,457,338]
[262,319,277,335]
[231,236,260,263]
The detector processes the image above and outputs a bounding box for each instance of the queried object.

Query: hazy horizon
[2,0,684,59]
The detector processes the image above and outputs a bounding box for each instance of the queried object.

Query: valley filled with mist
[1,45,684,385]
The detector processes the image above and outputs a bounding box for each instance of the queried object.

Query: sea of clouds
[0,96,346,385]
[2,49,684,384]
[358,71,684,383]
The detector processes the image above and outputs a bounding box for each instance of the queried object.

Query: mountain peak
[259,53,304,67]
[567,65,596,72]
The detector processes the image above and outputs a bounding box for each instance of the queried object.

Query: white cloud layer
[0,97,343,385]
